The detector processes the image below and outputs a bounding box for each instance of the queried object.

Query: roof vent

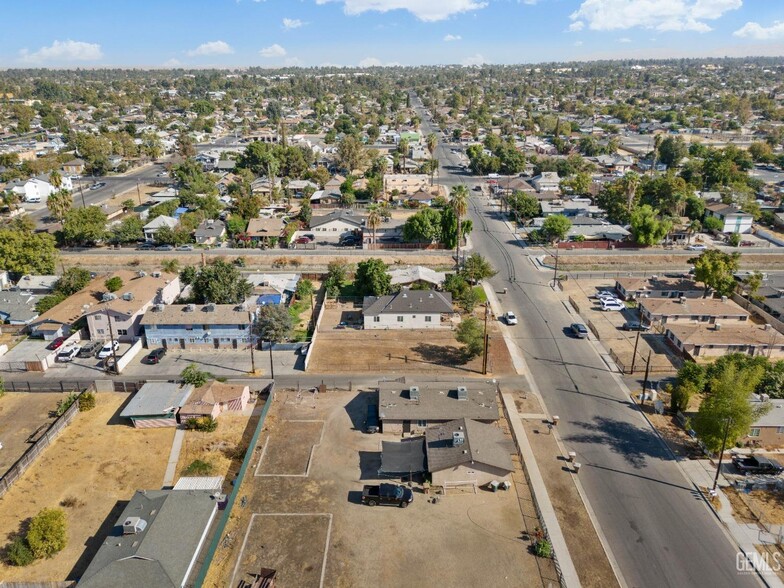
[153,304,165,312]
[453,431,465,446]
[456,386,468,401]
[409,386,420,401]
[721,295,727,303]
[122,292,134,301]
[402,293,407,298]
[205,303,216,312]
[714,323,721,331]
[764,324,772,331]
[122,517,147,535]
[151,271,161,278]
[101,292,117,302]
[185,304,195,312]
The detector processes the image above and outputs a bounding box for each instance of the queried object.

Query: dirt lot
[0,393,62,474]
[547,252,784,272]
[176,412,256,481]
[308,303,514,375]
[256,419,324,476]
[0,393,174,582]
[204,388,553,588]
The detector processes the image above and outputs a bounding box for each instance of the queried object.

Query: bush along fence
[0,388,90,499]
[193,383,275,588]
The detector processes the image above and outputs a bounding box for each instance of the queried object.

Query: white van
[25,196,41,204]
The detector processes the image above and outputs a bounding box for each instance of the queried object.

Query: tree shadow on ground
[564,415,673,470]
[410,343,472,369]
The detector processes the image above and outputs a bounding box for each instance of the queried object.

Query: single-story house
[6,173,73,202]
[665,323,784,360]
[179,381,251,421]
[119,382,193,428]
[540,199,601,218]
[246,273,299,304]
[62,158,86,175]
[406,189,437,207]
[310,210,364,240]
[141,303,253,350]
[78,489,220,588]
[640,297,750,325]
[194,219,226,245]
[530,172,560,192]
[245,217,284,246]
[143,215,179,242]
[378,379,499,435]
[15,274,59,294]
[0,291,39,325]
[425,418,514,490]
[743,395,784,447]
[310,190,342,208]
[615,276,703,301]
[705,203,754,234]
[387,266,447,289]
[363,289,453,329]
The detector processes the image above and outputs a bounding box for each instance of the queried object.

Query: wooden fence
[0,389,85,498]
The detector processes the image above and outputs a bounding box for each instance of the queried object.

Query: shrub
[181,364,209,387]
[533,539,552,558]
[26,508,67,559]
[55,393,79,417]
[104,276,123,292]
[6,536,35,566]
[184,416,218,432]
[184,459,214,476]
[78,392,96,412]
[60,496,84,508]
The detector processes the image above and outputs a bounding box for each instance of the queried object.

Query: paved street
[413,95,762,588]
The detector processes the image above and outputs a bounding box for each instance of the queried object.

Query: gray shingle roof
[425,418,514,473]
[363,290,452,316]
[310,209,364,229]
[140,304,252,327]
[378,379,498,422]
[79,489,219,588]
[119,382,193,418]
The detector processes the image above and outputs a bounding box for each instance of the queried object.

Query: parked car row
[595,291,626,312]
[54,339,118,362]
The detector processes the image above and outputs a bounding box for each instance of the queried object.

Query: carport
[379,437,426,477]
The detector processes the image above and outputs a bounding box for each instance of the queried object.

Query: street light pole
[712,418,732,493]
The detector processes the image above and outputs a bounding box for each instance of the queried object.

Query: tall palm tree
[651,133,663,176]
[450,185,468,268]
[398,138,409,173]
[426,133,438,155]
[49,170,62,190]
[47,189,72,222]
[622,172,640,213]
[366,204,381,249]
[687,220,702,245]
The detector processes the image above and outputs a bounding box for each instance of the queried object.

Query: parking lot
[205,389,549,588]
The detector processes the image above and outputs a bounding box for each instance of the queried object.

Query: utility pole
[630,329,641,374]
[79,181,86,208]
[712,418,732,493]
[552,240,560,287]
[136,180,142,206]
[641,350,652,405]
[268,340,275,380]
[482,303,490,375]
[104,303,120,375]
[248,311,256,374]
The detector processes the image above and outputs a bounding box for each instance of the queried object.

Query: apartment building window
[750,428,760,437]
[117,329,127,336]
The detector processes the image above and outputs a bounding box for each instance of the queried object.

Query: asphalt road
[413,95,761,588]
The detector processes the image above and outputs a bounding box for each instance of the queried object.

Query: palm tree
[398,138,409,173]
[687,219,702,245]
[47,189,72,222]
[49,170,62,190]
[651,133,663,176]
[366,205,381,249]
[426,133,438,155]
[450,185,468,268]
[622,172,640,213]
[426,158,439,186]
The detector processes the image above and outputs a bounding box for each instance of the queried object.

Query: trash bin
[573,463,582,474]
[489,480,499,492]
[568,451,576,462]
[500,481,511,491]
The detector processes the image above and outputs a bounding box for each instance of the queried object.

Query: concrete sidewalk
[162,428,186,488]
[680,460,784,588]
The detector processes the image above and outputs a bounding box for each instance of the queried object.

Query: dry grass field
[0,393,62,474]
[0,393,174,582]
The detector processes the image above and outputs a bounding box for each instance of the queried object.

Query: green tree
[684,194,705,221]
[450,185,469,266]
[54,267,91,295]
[7,535,35,566]
[354,258,391,297]
[693,362,768,453]
[541,214,572,243]
[336,135,368,173]
[299,200,312,225]
[256,304,293,344]
[104,276,123,292]
[26,508,67,560]
[0,229,58,275]
[402,208,442,243]
[629,205,672,246]
[366,205,382,246]
[110,216,144,244]
[324,258,351,297]
[462,253,497,284]
[690,250,741,296]
[46,189,72,222]
[507,191,540,221]
[62,207,107,246]
[657,136,688,168]
[295,279,314,300]
[702,216,724,232]
[191,260,252,304]
[560,172,591,196]
[456,316,484,359]
[181,364,209,387]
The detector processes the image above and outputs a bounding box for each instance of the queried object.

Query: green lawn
[473,285,488,304]
[288,299,312,342]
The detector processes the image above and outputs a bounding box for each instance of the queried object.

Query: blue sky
[2,0,783,68]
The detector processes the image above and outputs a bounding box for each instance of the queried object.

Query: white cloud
[569,0,742,33]
[283,18,305,30]
[734,21,784,40]
[314,0,488,22]
[574,40,584,46]
[19,39,103,63]
[187,41,234,57]
[520,0,540,4]
[443,34,462,41]
[568,21,585,32]
[359,57,383,67]
[461,53,486,66]
[284,57,304,66]
[260,44,287,57]
[618,37,631,42]
[162,58,182,67]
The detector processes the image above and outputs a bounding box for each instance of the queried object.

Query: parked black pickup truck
[362,484,414,508]
[732,454,784,476]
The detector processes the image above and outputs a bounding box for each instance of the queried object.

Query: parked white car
[686,244,707,251]
[600,299,625,311]
[56,346,79,362]
[97,340,120,359]
[503,311,518,325]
